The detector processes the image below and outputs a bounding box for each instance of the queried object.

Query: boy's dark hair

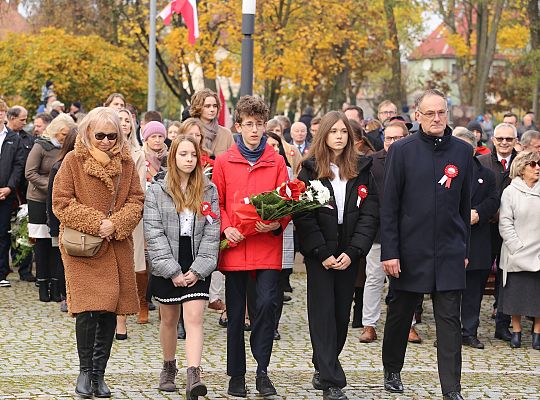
[143,110,162,123]
[235,95,269,124]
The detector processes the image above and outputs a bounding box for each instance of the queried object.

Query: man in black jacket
[0,121,26,287]
[478,122,518,342]
[453,128,500,349]
[381,89,472,400]
[6,106,35,281]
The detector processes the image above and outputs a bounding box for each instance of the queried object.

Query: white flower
[305,190,314,202]
[309,180,330,205]
[16,204,28,220]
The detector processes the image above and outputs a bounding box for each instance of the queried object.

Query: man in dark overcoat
[380,89,473,400]
[453,128,500,349]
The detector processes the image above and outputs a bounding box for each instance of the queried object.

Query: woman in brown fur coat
[52,107,144,399]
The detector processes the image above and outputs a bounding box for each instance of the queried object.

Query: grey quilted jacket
[143,176,220,280]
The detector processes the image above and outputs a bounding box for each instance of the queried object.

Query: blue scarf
[235,134,267,164]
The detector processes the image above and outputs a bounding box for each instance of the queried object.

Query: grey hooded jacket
[143,175,220,280]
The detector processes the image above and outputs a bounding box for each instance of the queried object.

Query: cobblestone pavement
[1,273,539,399]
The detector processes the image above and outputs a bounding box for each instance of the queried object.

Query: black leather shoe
[443,391,464,400]
[75,370,93,399]
[462,336,484,349]
[92,375,111,398]
[256,373,277,397]
[20,274,36,282]
[384,370,404,393]
[148,301,156,311]
[510,332,521,348]
[494,328,512,342]
[533,332,540,350]
[312,370,323,390]
[227,375,247,397]
[283,294,292,302]
[323,386,348,400]
[273,330,281,340]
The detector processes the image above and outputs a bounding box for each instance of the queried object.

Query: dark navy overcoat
[380,127,473,293]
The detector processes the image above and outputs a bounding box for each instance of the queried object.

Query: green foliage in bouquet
[10,205,33,266]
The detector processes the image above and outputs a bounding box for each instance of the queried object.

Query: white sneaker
[0,279,11,287]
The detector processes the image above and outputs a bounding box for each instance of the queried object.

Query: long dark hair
[266,131,292,168]
[307,111,359,180]
[56,127,78,162]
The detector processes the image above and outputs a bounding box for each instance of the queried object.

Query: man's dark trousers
[461,269,490,338]
[383,289,462,395]
[225,269,280,377]
[0,199,13,280]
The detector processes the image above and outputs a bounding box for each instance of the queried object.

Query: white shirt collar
[496,153,511,164]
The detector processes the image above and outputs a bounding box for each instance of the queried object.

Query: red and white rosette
[200,201,218,224]
[357,185,368,207]
[438,164,459,189]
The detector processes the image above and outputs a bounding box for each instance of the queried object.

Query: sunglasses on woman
[527,160,539,168]
[94,132,118,141]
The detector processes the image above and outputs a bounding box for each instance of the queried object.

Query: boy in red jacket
[213,96,289,397]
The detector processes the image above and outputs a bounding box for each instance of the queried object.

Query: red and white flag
[159,0,199,45]
[218,85,232,128]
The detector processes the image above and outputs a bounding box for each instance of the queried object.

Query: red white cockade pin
[438,164,459,189]
[357,185,368,207]
[200,202,218,224]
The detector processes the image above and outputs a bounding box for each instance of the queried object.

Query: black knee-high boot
[75,312,98,398]
[92,312,116,398]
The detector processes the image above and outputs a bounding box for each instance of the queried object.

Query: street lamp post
[148,0,157,111]
[240,0,256,96]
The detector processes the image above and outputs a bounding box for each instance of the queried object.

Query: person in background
[293,111,378,400]
[517,112,536,139]
[52,107,144,399]
[70,102,83,122]
[498,151,540,350]
[267,118,302,175]
[190,88,234,157]
[116,108,148,338]
[452,128,499,349]
[50,101,65,119]
[290,121,310,156]
[521,130,540,155]
[466,121,490,156]
[46,127,78,312]
[359,120,411,344]
[311,116,321,138]
[478,123,518,342]
[349,120,375,156]
[213,96,289,398]
[103,93,126,111]
[25,113,77,302]
[344,106,364,127]
[299,105,314,135]
[144,135,220,397]
[143,121,168,188]
[367,101,399,151]
[167,121,182,145]
[276,115,292,143]
[481,112,494,140]
[0,100,8,125]
[33,113,53,137]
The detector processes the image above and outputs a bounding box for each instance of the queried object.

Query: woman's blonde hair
[78,107,126,151]
[190,88,221,119]
[510,151,540,179]
[166,135,205,213]
[179,117,207,150]
[118,108,141,151]
[41,113,77,141]
[307,111,359,180]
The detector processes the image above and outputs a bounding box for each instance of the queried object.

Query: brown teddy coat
[52,137,144,315]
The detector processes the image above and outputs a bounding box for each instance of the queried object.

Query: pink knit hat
[142,121,167,141]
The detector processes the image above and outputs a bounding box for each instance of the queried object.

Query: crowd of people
[0,87,539,400]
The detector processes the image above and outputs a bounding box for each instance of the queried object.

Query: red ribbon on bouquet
[278,179,306,201]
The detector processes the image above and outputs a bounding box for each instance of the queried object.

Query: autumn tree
[0,28,146,111]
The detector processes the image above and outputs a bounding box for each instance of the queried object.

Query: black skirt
[499,271,540,317]
[151,236,210,305]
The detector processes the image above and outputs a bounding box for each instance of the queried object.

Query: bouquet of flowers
[220,179,331,249]
[9,204,34,266]
[201,153,214,179]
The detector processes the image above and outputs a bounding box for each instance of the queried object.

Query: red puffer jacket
[213,143,289,271]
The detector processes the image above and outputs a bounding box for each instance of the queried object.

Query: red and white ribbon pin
[200,202,217,224]
[438,164,459,189]
[357,185,368,207]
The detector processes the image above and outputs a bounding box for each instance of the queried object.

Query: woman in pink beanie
[143,121,168,187]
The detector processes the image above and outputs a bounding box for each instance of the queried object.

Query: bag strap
[107,174,121,218]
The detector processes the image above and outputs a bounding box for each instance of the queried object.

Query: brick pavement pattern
[0,274,539,399]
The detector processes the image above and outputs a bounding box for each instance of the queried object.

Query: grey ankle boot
[186,366,207,399]
[158,360,178,392]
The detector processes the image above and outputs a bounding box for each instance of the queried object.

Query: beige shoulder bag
[62,175,120,257]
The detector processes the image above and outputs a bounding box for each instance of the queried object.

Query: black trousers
[382,289,462,395]
[246,269,287,331]
[225,269,280,377]
[0,199,12,280]
[492,254,511,330]
[461,269,490,338]
[305,256,358,389]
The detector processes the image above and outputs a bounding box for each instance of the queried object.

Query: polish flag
[218,85,232,128]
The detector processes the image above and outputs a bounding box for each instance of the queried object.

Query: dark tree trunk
[383,0,404,109]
